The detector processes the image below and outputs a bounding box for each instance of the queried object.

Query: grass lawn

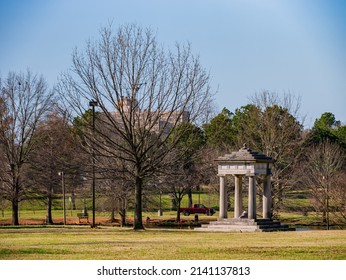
[0,226,345,260]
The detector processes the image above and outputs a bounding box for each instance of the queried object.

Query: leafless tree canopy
[247,90,304,157]
[58,24,213,229]
[300,140,346,223]
[27,111,83,224]
[233,91,305,212]
[0,70,54,225]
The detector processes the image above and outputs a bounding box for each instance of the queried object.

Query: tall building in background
[111,96,189,135]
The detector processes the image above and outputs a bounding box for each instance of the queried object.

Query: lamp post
[58,171,66,225]
[89,100,98,228]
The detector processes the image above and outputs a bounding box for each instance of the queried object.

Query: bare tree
[0,70,54,225]
[27,110,82,224]
[164,149,215,222]
[299,140,346,227]
[235,91,304,214]
[58,24,213,229]
[96,154,133,226]
[329,172,346,224]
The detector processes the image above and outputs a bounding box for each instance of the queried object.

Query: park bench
[77,212,89,223]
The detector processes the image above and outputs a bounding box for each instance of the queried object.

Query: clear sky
[1,0,345,128]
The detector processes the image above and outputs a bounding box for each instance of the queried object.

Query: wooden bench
[77,212,89,223]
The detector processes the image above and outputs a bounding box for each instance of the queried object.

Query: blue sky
[0,0,345,127]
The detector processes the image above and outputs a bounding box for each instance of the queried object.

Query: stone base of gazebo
[195,218,295,232]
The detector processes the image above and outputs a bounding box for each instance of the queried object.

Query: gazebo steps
[195,218,294,232]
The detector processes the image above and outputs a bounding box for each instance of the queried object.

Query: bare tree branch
[57,24,214,229]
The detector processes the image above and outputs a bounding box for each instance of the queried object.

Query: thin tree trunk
[110,196,116,222]
[176,197,181,223]
[71,191,76,210]
[188,189,193,208]
[46,194,54,224]
[134,177,144,230]
[120,209,126,227]
[11,167,20,225]
[118,197,127,227]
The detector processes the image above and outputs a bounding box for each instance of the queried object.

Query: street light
[58,171,66,225]
[89,100,98,228]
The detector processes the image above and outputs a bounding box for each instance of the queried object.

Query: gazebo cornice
[215,144,274,164]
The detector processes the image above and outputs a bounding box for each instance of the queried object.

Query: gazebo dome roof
[216,144,274,164]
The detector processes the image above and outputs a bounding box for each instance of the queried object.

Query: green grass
[1,190,345,260]
[0,226,345,260]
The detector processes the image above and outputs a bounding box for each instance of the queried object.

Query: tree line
[203,97,346,226]
[1,24,345,228]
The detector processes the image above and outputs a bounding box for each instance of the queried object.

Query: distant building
[111,96,189,135]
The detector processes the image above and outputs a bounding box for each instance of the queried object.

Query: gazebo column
[263,174,272,219]
[248,176,256,219]
[219,175,227,219]
[234,175,243,218]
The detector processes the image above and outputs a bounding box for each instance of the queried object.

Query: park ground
[0,210,345,260]
[0,226,345,260]
[0,192,345,260]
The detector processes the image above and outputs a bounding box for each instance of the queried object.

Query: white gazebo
[195,145,293,232]
[216,144,274,220]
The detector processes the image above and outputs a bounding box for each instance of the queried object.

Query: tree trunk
[119,208,126,227]
[176,197,181,223]
[322,210,327,224]
[12,197,19,225]
[118,197,127,227]
[277,183,283,212]
[46,195,54,224]
[110,196,116,222]
[171,196,177,210]
[71,191,76,210]
[46,183,54,224]
[188,189,193,208]
[133,177,144,230]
